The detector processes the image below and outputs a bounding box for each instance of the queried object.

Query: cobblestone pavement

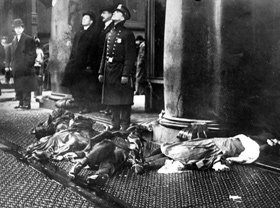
[1,101,280,207]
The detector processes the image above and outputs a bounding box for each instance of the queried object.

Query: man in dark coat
[2,38,12,85]
[98,6,114,65]
[8,19,37,109]
[98,4,136,131]
[61,12,101,114]
[98,6,114,115]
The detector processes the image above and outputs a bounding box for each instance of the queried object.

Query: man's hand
[212,162,230,172]
[5,67,10,72]
[98,75,104,82]
[121,76,128,84]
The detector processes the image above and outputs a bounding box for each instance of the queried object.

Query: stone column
[49,0,72,95]
[158,0,280,142]
[158,0,221,142]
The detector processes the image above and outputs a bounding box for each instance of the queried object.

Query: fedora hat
[115,4,131,20]
[82,11,96,21]
[100,6,114,14]
[13,18,24,28]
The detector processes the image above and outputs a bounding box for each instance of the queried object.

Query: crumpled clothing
[26,129,90,161]
[31,108,75,140]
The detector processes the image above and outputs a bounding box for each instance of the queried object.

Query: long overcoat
[98,21,114,63]
[61,23,100,92]
[10,33,37,91]
[98,22,136,105]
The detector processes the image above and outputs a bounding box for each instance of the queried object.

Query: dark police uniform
[99,20,136,130]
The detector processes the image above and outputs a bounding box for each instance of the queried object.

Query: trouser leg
[145,157,168,169]
[96,148,128,176]
[110,105,121,129]
[120,105,131,130]
[17,91,23,106]
[5,71,11,83]
[145,153,166,162]
[149,148,162,157]
[22,91,31,106]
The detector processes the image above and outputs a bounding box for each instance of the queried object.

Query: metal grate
[0,150,96,208]
[2,108,280,207]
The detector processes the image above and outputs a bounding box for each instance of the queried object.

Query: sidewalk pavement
[1,106,280,207]
[0,86,159,126]
[2,78,280,207]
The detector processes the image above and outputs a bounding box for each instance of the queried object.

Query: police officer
[98,4,136,131]
[98,6,114,116]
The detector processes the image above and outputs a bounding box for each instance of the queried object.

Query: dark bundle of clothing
[27,108,97,161]
[31,108,75,140]
[67,129,146,185]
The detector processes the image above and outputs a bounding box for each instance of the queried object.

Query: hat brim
[100,9,114,13]
[114,8,123,13]
[114,8,130,20]
[12,24,24,28]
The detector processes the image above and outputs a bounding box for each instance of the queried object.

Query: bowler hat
[100,6,114,14]
[82,11,96,21]
[115,4,131,20]
[13,18,24,28]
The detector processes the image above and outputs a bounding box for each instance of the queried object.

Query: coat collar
[113,21,125,29]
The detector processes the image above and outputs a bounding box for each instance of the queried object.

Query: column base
[35,92,72,110]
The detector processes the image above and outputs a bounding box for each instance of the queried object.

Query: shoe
[22,104,31,109]
[86,174,109,186]
[68,162,84,179]
[14,105,23,109]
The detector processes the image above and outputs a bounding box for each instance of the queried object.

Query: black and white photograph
[1,0,280,207]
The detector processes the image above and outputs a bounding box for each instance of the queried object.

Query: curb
[0,97,15,102]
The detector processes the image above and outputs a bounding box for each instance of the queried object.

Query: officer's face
[14,26,24,35]
[82,15,92,27]
[112,11,125,22]
[101,11,112,22]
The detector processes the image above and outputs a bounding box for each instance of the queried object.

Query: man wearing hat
[98,4,136,131]
[7,18,37,109]
[61,11,101,114]
[98,6,115,116]
[98,6,114,62]
[98,6,115,115]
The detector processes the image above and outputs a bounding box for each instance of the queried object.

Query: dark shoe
[14,105,23,109]
[22,105,31,109]
[68,162,84,179]
[86,174,109,186]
